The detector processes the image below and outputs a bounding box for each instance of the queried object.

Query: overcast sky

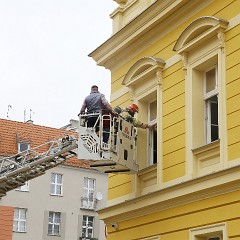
[0,0,117,128]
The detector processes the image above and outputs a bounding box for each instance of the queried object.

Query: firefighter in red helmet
[120,103,155,129]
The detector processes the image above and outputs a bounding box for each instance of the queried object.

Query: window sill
[15,189,30,192]
[50,194,63,197]
[192,140,220,174]
[192,139,220,155]
[137,164,158,194]
[138,163,157,175]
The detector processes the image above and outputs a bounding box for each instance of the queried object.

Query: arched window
[174,16,228,176]
[123,56,165,169]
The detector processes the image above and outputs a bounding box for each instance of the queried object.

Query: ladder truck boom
[0,135,77,198]
[0,114,139,198]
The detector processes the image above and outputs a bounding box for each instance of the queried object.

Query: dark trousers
[87,116,100,132]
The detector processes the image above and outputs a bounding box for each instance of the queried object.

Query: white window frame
[148,100,157,166]
[16,181,29,192]
[50,173,63,196]
[83,178,95,208]
[204,66,219,144]
[190,223,226,240]
[13,208,27,232]
[48,211,61,236]
[82,215,94,238]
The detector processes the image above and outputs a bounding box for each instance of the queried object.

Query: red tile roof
[0,118,92,169]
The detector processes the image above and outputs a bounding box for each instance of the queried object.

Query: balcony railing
[79,237,98,240]
[80,197,97,210]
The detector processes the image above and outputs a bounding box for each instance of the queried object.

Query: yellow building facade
[90,0,240,239]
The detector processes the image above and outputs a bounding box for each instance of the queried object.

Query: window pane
[57,174,62,184]
[210,97,218,141]
[84,178,88,188]
[19,221,26,232]
[89,192,94,201]
[149,100,157,121]
[14,209,19,219]
[88,216,94,222]
[82,228,86,236]
[49,212,53,222]
[55,213,60,223]
[56,185,61,194]
[54,225,60,234]
[206,68,216,93]
[83,189,88,197]
[48,224,53,234]
[20,209,26,218]
[89,179,94,189]
[153,129,157,164]
[19,143,29,152]
[87,230,93,238]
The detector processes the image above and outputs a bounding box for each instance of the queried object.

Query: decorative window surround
[173,16,229,54]
[122,56,165,100]
[122,56,165,195]
[48,211,61,236]
[173,16,228,177]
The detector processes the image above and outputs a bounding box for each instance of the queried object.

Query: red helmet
[127,103,139,113]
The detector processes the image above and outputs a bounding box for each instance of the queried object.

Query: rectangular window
[204,66,219,143]
[13,208,27,232]
[16,181,29,192]
[50,173,63,196]
[148,100,157,165]
[82,215,94,238]
[18,142,30,152]
[48,212,61,236]
[82,178,95,209]
[190,223,226,240]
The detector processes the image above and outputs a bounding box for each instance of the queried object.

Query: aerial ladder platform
[78,113,139,174]
[0,135,77,198]
[0,114,139,197]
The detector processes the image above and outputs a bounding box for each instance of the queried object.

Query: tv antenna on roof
[7,105,12,119]
[30,109,35,120]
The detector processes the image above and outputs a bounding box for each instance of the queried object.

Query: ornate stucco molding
[123,57,165,86]
[173,16,229,54]
[122,56,165,100]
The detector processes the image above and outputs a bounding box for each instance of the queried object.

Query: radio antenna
[30,109,35,120]
[7,105,12,119]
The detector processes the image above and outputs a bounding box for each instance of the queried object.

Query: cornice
[98,164,240,223]
[89,0,201,70]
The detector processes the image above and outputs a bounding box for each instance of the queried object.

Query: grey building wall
[0,164,108,240]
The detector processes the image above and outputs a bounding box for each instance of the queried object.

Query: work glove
[147,123,157,129]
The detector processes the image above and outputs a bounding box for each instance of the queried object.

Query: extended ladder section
[78,113,139,173]
[0,135,77,198]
